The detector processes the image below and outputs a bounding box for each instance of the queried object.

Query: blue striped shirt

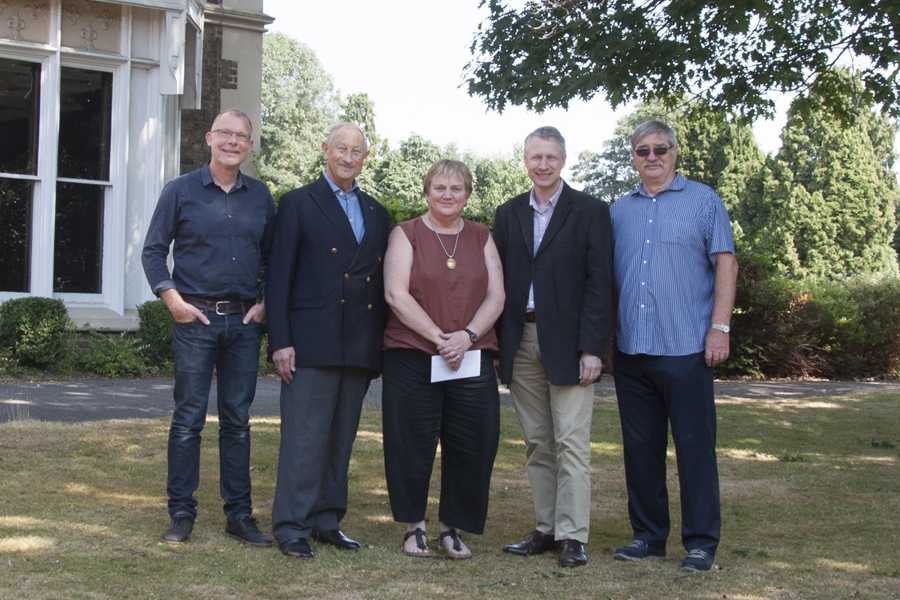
[611,173,735,356]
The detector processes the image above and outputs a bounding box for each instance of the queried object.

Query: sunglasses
[634,144,673,158]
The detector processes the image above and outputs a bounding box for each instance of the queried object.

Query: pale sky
[263,0,894,181]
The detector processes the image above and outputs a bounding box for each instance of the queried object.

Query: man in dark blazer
[266,123,391,560]
[494,126,612,568]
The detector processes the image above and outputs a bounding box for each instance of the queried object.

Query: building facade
[0,0,272,329]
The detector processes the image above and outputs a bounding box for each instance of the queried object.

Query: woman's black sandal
[402,527,433,557]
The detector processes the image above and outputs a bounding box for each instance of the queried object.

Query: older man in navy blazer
[266,123,391,560]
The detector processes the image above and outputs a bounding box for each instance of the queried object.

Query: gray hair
[325,122,369,151]
[212,108,253,135]
[630,119,677,150]
[524,126,566,160]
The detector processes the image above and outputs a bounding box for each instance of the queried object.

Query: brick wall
[179,23,224,174]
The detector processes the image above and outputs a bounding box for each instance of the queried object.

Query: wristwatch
[710,322,731,334]
[464,328,479,343]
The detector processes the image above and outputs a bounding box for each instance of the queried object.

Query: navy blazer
[266,175,391,373]
[493,183,613,385]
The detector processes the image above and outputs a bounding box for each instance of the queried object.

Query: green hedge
[726,268,900,379]
[137,299,173,364]
[0,297,71,368]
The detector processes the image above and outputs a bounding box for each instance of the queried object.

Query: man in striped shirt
[610,120,738,573]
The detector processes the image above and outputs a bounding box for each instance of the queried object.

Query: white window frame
[0,1,132,314]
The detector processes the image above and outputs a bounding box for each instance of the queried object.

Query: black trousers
[272,366,370,543]
[613,351,721,555]
[381,349,500,534]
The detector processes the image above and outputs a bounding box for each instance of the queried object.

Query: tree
[464,150,532,227]
[256,33,339,197]
[750,70,899,278]
[466,1,900,120]
[370,134,446,222]
[340,93,380,151]
[571,100,765,218]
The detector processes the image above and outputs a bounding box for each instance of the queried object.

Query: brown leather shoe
[559,539,588,567]
[502,530,557,556]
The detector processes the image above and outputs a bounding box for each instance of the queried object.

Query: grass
[1,390,898,599]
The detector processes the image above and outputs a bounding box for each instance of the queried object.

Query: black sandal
[402,527,433,558]
[438,528,472,560]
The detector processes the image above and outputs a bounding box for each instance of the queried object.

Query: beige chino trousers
[509,323,594,543]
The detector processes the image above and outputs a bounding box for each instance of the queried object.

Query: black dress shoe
[312,529,361,550]
[559,539,588,567]
[279,538,314,559]
[503,530,557,556]
[162,516,194,544]
[225,516,273,547]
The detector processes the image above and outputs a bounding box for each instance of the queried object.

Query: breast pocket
[658,220,701,247]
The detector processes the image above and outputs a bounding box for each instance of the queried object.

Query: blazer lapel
[514,196,535,257]
[535,184,573,256]
[311,176,358,247]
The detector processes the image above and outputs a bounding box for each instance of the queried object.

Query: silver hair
[630,119,677,149]
[324,122,369,151]
[212,108,253,135]
[524,126,566,160]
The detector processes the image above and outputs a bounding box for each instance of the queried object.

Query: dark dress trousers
[493,183,613,385]
[266,175,390,542]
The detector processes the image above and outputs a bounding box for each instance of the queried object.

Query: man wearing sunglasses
[610,120,738,573]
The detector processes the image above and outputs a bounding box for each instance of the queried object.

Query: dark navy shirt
[142,165,276,300]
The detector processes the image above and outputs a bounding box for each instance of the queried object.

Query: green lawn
[1,391,898,599]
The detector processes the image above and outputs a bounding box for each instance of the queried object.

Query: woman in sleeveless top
[382,160,505,559]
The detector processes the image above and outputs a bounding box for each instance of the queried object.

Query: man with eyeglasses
[266,123,391,560]
[142,109,275,547]
[610,119,738,573]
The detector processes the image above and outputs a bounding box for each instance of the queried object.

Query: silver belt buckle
[215,300,228,316]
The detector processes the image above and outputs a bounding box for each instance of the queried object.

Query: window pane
[58,68,112,180]
[0,58,40,174]
[0,179,33,292]
[54,182,103,293]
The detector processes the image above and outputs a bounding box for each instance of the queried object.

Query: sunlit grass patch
[0,392,897,599]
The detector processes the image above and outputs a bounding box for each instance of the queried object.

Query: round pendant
[446,258,457,270]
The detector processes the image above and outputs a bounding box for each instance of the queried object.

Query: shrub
[0,297,71,368]
[726,267,900,379]
[75,332,148,377]
[137,299,173,364]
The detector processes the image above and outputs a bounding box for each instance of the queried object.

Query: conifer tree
[755,70,898,279]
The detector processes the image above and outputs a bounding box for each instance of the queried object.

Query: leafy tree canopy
[466,0,900,120]
[256,33,338,196]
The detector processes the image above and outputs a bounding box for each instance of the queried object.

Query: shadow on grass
[0,392,897,599]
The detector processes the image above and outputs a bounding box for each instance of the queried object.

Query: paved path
[0,376,897,423]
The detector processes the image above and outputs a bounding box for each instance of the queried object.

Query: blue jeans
[167,312,262,521]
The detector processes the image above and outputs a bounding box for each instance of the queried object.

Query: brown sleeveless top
[383,217,499,354]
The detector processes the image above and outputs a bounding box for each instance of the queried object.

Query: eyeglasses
[634,144,673,158]
[212,129,251,143]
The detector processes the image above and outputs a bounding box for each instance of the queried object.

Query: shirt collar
[631,172,685,198]
[529,179,565,212]
[322,169,359,196]
[200,164,246,190]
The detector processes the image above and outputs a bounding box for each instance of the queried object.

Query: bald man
[266,123,391,559]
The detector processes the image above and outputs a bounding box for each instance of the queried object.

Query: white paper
[430,349,481,382]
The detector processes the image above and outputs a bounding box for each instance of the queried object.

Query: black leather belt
[525,312,537,323]
[182,295,252,316]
